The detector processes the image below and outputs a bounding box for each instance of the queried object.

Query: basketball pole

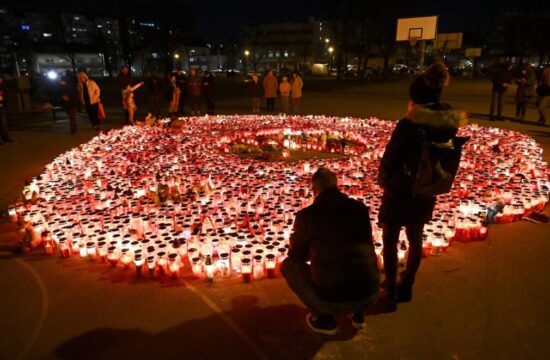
[418,40,426,72]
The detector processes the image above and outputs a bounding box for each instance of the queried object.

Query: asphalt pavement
[0,78,549,360]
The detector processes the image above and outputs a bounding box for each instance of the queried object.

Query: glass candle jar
[241,258,252,283]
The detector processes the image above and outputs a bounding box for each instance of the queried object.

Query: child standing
[123,82,144,125]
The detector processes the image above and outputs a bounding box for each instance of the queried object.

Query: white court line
[14,258,49,360]
[182,279,270,360]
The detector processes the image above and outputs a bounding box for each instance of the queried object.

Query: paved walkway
[0,79,549,359]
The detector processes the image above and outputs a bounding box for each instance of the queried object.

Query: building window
[43,33,52,38]
[284,52,289,57]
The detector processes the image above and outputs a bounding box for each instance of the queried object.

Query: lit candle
[241,257,252,283]
[204,255,214,282]
[191,257,202,278]
[134,253,145,277]
[265,253,276,278]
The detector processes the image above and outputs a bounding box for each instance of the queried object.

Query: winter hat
[409,62,450,104]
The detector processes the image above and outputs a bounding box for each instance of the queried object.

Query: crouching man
[281,168,379,335]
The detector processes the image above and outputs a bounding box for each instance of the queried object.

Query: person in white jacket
[279,76,291,114]
[77,72,102,131]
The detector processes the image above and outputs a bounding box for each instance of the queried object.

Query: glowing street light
[47,70,58,80]
[325,38,330,43]
[328,47,334,54]
[174,53,180,59]
[244,50,250,57]
[328,47,334,72]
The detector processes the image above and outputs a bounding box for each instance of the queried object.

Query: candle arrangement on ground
[9,115,549,283]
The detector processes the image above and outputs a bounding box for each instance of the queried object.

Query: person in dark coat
[0,75,14,144]
[250,74,262,113]
[378,62,466,310]
[58,76,79,134]
[175,68,187,116]
[188,69,202,116]
[202,71,215,115]
[514,66,536,121]
[281,168,379,335]
[488,61,513,120]
[147,70,163,118]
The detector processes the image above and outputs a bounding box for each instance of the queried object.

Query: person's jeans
[490,91,504,119]
[382,222,425,297]
[281,257,378,317]
[539,96,549,123]
[86,103,100,127]
[178,92,186,116]
[190,96,201,114]
[266,97,275,111]
[281,96,290,113]
[515,101,527,120]
[65,107,77,133]
[292,97,301,113]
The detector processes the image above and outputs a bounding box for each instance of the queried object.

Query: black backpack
[411,131,469,197]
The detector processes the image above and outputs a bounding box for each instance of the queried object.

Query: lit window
[284,52,289,57]
[74,16,80,20]
[43,33,52,38]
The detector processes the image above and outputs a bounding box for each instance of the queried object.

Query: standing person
[147,70,162,118]
[0,75,15,144]
[281,168,379,335]
[488,61,512,120]
[188,69,202,116]
[58,76,79,134]
[263,69,278,111]
[377,63,466,310]
[118,66,133,124]
[175,68,187,116]
[514,66,536,122]
[537,65,550,125]
[202,70,215,115]
[279,76,291,114]
[291,71,304,113]
[123,82,144,125]
[77,72,102,131]
[250,74,262,114]
[168,74,180,117]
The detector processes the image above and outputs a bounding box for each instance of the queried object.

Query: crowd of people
[489,62,550,124]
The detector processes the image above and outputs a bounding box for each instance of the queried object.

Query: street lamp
[174,53,180,59]
[325,38,330,44]
[244,50,250,74]
[328,47,334,72]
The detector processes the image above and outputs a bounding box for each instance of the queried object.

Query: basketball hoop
[409,36,420,47]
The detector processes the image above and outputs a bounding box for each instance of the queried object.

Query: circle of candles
[12,115,548,285]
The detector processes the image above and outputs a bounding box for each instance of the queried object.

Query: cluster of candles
[8,115,549,282]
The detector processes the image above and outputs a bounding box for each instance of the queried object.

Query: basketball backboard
[434,32,463,50]
[396,16,438,42]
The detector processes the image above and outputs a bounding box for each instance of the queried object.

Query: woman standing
[263,70,278,111]
[290,72,303,113]
[77,72,102,131]
[377,63,466,310]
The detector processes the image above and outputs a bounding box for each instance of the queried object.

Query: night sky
[4,0,550,41]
